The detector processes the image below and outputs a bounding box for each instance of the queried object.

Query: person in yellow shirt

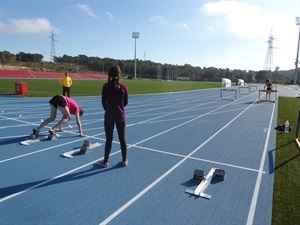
[59,72,73,97]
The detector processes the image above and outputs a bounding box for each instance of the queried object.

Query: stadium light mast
[294,17,300,85]
[132,32,139,80]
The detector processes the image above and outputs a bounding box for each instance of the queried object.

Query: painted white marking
[129,144,265,174]
[246,101,276,225]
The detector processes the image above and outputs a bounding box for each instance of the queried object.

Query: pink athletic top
[62,96,80,114]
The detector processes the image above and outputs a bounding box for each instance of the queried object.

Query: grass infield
[0,78,299,224]
[0,78,220,97]
[272,97,300,225]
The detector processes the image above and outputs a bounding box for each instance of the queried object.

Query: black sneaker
[30,129,39,139]
[33,128,39,135]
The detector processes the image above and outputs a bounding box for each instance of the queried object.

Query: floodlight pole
[294,17,300,85]
[77,55,80,73]
[132,32,139,80]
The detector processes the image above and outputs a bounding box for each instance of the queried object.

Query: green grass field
[272,97,300,225]
[0,78,299,224]
[0,78,221,97]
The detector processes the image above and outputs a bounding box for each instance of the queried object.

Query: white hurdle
[219,88,237,101]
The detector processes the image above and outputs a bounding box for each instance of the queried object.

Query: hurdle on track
[219,88,237,101]
[248,84,258,92]
[238,86,251,95]
[257,89,278,103]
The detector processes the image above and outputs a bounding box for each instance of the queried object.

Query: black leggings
[104,120,127,162]
[62,87,70,97]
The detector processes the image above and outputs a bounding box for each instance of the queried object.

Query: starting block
[20,133,61,146]
[60,141,101,158]
[80,140,91,154]
[193,170,205,182]
[213,169,226,181]
[186,168,226,199]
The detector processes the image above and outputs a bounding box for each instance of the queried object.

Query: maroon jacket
[101,82,128,122]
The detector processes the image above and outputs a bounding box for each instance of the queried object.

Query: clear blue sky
[0,0,299,71]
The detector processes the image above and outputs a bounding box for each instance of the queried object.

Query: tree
[0,51,16,63]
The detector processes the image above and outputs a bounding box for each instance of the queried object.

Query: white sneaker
[122,159,128,167]
[97,159,108,168]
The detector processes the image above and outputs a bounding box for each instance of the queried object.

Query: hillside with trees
[0,50,296,84]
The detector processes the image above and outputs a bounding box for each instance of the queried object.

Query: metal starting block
[20,133,61,146]
[193,170,205,182]
[186,168,226,199]
[60,142,101,158]
[80,140,91,154]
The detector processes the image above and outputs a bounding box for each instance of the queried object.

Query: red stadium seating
[0,69,108,80]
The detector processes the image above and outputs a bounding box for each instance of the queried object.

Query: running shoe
[31,129,39,139]
[49,129,56,135]
[122,159,129,167]
[97,159,108,168]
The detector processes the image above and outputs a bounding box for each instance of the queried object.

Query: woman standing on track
[31,95,84,138]
[264,79,273,101]
[97,65,128,167]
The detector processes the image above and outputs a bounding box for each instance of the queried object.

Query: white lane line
[99,100,257,225]
[246,101,276,225]
[130,144,265,174]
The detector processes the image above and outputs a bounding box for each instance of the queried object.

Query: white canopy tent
[237,79,245,86]
[222,78,231,87]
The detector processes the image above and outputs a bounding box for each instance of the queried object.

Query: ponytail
[107,65,121,89]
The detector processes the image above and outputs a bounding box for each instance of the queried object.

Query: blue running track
[0,85,277,225]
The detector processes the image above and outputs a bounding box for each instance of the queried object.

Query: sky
[0,0,300,71]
